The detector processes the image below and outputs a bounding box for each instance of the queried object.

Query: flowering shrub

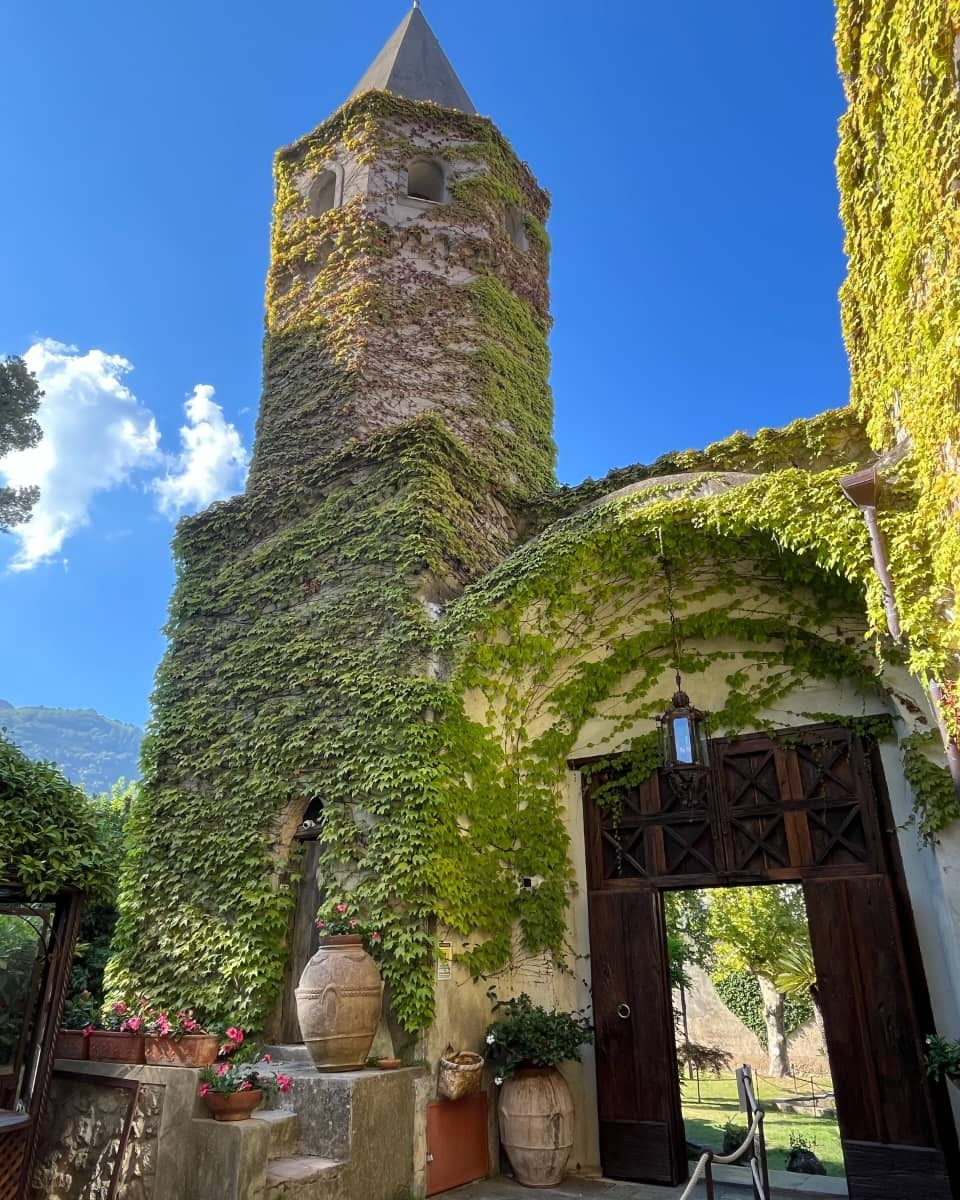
[198,1054,292,1097]
[99,997,150,1034]
[484,992,593,1082]
[314,901,381,948]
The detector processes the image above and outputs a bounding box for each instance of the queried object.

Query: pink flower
[276,1074,292,1094]
[156,1013,171,1037]
[349,919,358,927]
[183,1017,200,1033]
[199,1083,210,1098]
[240,1080,252,1091]
[222,1041,237,1055]
[112,1001,127,1016]
[336,903,348,914]
[263,1054,272,1064]
[217,1063,230,1075]
[315,919,324,929]
[226,1027,244,1044]
[121,1017,142,1033]
[370,931,381,943]
[82,1024,94,1037]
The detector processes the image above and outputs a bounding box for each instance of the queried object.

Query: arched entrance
[576,722,960,1197]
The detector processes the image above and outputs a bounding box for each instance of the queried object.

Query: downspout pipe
[839,468,960,802]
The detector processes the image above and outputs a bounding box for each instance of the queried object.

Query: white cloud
[0,340,161,571]
[153,385,249,516]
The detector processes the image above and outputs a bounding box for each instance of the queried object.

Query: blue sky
[0,1,847,728]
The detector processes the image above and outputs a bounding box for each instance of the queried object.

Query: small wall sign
[436,941,452,981]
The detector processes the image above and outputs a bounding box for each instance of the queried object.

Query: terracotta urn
[203,1088,263,1122]
[55,1030,89,1060]
[88,1031,146,1064]
[295,935,383,1071]
[498,1066,575,1188]
[144,1033,220,1067]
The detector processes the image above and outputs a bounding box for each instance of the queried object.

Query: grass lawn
[681,1073,845,1178]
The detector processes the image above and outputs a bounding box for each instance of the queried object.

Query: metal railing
[679,1065,771,1200]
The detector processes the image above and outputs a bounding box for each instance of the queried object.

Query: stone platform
[39,1054,426,1200]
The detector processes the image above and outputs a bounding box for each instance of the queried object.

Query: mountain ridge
[0,701,143,794]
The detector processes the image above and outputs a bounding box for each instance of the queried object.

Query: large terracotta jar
[498,1067,575,1187]
[295,936,383,1071]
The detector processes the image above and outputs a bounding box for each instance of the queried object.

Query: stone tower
[250,3,555,575]
[110,7,556,1036]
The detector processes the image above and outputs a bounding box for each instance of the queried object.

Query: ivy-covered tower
[109,6,555,1034]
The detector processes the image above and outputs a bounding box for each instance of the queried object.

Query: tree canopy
[0,355,43,530]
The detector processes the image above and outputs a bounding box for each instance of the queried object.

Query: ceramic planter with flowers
[88,998,150,1064]
[143,1008,223,1067]
[296,902,384,1071]
[199,1055,292,1122]
[485,993,594,1187]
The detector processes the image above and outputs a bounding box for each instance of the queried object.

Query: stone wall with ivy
[836,0,960,728]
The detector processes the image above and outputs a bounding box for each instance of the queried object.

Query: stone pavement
[448,1166,848,1200]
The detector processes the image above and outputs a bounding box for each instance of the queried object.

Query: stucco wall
[431,583,960,1174]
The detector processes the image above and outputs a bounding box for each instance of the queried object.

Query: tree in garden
[706,885,809,1076]
[665,890,711,1075]
[775,939,826,1051]
[0,355,43,530]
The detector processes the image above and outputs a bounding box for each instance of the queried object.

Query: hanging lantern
[658,681,710,770]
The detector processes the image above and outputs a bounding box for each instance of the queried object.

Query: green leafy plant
[484,991,593,1081]
[925,1034,960,1083]
[315,901,382,948]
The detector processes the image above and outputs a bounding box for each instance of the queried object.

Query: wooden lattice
[0,1127,27,1200]
[580,722,883,887]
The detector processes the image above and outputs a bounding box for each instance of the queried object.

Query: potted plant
[295,902,383,1072]
[925,1034,960,1086]
[485,993,594,1188]
[88,997,149,1064]
[199,1054,293,1122]
[55,990,98,1060]
[143,1007,225,1067]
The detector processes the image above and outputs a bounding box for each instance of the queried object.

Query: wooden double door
[578,724,960,1198]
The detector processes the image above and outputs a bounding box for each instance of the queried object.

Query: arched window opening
[407,159,445,203]
[309,170,337,217]
[295,796,324,841]
[506,206,529,252]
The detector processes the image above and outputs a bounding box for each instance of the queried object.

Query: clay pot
[203,1088,263,1122]
[144,1034,220,1067]
[377,1058,402,1070]
[55,1030,89,1060]
[88,1031,146,1064]
[296,936,383,1071]
[498,1066,575,1188]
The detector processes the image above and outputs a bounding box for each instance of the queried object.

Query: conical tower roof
[349,4,475,114]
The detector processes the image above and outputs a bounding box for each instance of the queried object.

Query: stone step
[265,1155,345,1199]
[262,1044,314,1066]
[252,1108,300,1160]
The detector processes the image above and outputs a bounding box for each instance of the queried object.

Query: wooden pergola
[0,882,82,1200]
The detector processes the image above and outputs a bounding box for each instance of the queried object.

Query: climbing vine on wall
[836,0,960,682]
[110,50,960,1041]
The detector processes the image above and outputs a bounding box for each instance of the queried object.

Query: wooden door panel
[588,889,686,1185]
[805,876,952,1198]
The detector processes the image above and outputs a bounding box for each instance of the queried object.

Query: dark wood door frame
[574,722,960,1198]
